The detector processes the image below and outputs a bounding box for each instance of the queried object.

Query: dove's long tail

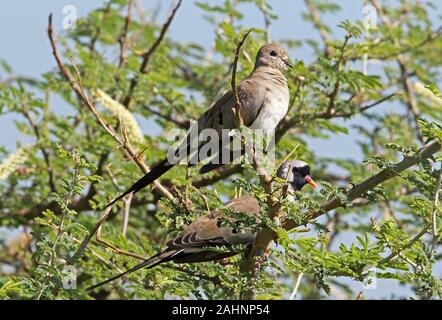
[105,158,174,208]
[86,249,182,291]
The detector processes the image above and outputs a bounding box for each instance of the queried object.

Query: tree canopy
[0,0,441,300]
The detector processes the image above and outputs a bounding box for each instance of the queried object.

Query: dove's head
[277,160,317,191]
[254,43,292,70]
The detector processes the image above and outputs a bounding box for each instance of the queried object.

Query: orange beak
[304,175,317,189]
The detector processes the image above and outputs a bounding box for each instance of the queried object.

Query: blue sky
[0,0,366,159]
[1,0,440,299]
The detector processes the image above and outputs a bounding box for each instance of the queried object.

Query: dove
[87,160,316,291]
[105,43,293,208]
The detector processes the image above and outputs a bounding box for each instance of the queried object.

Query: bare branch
[118,0,133,69]
[96,218,146,260]
[122,192,133,237]
[123,0,183,107]
[430,162,442,256]
[47,13,173,201]
[304,0,330,57]
[231,28,253,127]
[89,1,112,53]
[143,105,190,128]
[289,272,304,300]
[70,206,112,261]
[370,0,424,143]
[380,160,442,265]
[22,109,56,192]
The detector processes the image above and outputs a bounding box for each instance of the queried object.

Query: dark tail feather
[105,159,174,208]
[199,162,224,174]
[86,249,181,291]
[190,136,242,174]
[199,148,244,174]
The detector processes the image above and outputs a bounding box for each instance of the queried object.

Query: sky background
[0,0,440,299]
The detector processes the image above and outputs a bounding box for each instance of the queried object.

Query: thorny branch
[370,0,424,143]
[118,0,133,70]
[231,28,253,127]
[48,14,175,262]
[304,0,331,57]
[123,0,182,108]
[22,108,56,193]
[48,14,173,201]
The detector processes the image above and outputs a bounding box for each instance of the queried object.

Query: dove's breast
[250,83,289,134]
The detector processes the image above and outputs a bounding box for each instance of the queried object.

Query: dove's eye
[270,50,277,57]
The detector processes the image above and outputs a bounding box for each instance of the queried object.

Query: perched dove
[87,160,316,291]
[106,43,292,208]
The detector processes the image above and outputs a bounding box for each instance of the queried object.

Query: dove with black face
[87,160,316,291]
[105,43,293,208]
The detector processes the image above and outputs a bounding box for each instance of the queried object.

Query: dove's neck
[251,66,287,86]
[253,65,283,75]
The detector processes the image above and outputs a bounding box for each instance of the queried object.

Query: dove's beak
[283,59,293,68]
[304,175,317,189]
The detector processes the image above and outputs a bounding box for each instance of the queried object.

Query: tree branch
[22,109,56,193]
[370,0,424,143]
[118,0,133,70]
[283,141,441,230]
[231,28,253,127]
[122,0,182,108]
[47,13,173,202]
[304,0,331,57]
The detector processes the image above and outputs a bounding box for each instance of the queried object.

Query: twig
[378,164,442,265]
[48,14,173,202]
[70,206,112,261]
[258,1,272,42]
[276,91,398,145]
[379,223,430,265]
[325,33,351,117]
[71,193,144,262]
[143,105,190,128]
[22,109,56,192]
[89,1,112,53]
[118,0,133,69]
[399,62,424,143]
[287,76,305,115]
[188,185,210,213]
[0,75,36,86]
[373,27,442,60]
[96,221,146,260]
[135,0,148,25]
[192,164,243,188]
[36,165,80,299]
[283,141,442,230]
[45,221,124,273]
[289,272,303,300]
[370,0,424,143]
[123,0,182,107]
[359,92,402,113]
[231,28,253,127]
[325,212,341,250]
[122,192,133,237]
[304,0,330,57]
[170,266,224,286]
[431,162,442,257]
[398,252,419,270]
[275,144,300,175]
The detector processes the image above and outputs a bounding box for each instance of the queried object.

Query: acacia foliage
[0,0,441,300]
